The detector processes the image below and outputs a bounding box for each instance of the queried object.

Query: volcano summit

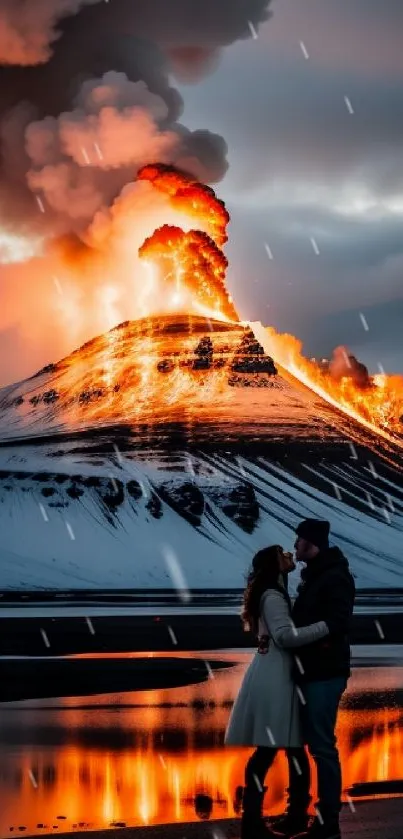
[0,314,402,591]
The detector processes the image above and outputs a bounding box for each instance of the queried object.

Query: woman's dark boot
[241,785,284,839]
[267,784,310,836]
[268,810,310,836]
[268,750,311,836]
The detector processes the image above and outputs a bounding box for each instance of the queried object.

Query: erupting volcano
[135,164,403,446]
[1,165,403,591]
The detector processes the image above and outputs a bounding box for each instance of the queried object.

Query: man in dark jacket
[287,519,355,839]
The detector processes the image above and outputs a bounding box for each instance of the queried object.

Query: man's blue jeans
[300,677,347,822]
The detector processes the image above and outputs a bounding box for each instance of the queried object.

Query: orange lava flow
[137,164,238,322]
[251,322,403,447]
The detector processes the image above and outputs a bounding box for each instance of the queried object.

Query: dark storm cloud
[0,0,273,235]
[175,0,403,371]
[0,0,272,72]
[226,202,403,314]
[189,49,403,197]
[261,205,403,274]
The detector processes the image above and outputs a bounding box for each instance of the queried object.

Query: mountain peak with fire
[0,315,298,442]
[0,311,402,458]
[1,310,402,592]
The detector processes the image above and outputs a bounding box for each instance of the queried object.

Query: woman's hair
[241,545,283,636]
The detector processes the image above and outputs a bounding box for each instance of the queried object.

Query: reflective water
[0,652,402,836]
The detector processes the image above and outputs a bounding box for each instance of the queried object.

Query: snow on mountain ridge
[0,442,402,590]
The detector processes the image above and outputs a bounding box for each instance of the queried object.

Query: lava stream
[250,321,403,451]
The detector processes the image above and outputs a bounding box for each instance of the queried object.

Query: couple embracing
[225,519,356,839]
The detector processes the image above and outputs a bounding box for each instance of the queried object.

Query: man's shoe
[267,812,310,836]
[294,815,340,839]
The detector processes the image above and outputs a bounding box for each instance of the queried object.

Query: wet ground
[0,650,402,837]
[35,799,403,839]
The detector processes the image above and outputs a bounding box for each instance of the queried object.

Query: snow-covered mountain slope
[0,315,402,590]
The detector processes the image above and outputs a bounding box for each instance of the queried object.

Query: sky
[0,0,402,384]
[178,0,403,373]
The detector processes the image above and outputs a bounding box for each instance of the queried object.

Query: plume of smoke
[0,0,273,385]
[0,0,272,240]
[328,346,372,389]
[0,0,98,66]
[0,0,271,70]
[25,72,182,226]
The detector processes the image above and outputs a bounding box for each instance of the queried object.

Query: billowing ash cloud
[0,0,272,240]
[328,345,372,389]
[0,0,98,66]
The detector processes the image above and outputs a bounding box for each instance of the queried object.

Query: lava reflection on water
[0,661,402,835]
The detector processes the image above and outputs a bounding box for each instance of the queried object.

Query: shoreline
[0,610,402,659]
[0,646,402,705]
[14,798,403,839]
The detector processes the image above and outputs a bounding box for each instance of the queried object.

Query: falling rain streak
[53,276,63,296]
[66,521,75,540]
[375,620,385,640]
[299,41,309,59]
[167,625,178,645]
[265,727,276,745]
[162,546,191,603]
[344,96,354,114]
[35,195,45,213]
[85,617,95,635]
[349,442,358,459]
[205,661,215,680]
[28,770,38,789]
[39,503,49,522]
[333,483,342,501]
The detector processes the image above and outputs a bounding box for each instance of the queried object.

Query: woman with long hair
[225,545,329,838]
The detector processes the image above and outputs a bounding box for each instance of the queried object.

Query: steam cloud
[0,0,273,240]
[328,346,372,389]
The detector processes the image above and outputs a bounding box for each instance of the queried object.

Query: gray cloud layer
[177,0,403,370]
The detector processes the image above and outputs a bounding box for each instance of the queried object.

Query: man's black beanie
[296,518,330,550]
